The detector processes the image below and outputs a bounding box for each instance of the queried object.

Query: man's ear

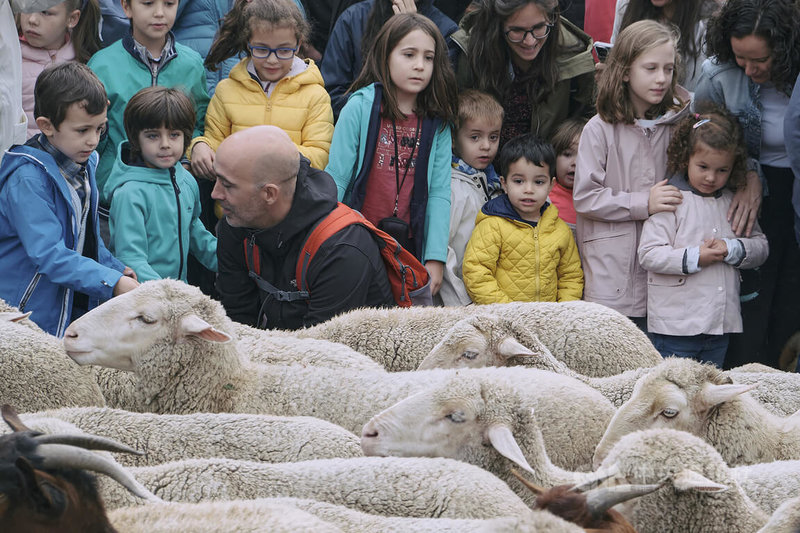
[36,116,55,137]
[260,183,280,205]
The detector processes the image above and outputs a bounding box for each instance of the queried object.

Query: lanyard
[391,116,421,217]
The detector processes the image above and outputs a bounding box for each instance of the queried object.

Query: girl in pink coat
[18,0,100,138]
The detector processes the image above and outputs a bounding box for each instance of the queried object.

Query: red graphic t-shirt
[360,112,420,228]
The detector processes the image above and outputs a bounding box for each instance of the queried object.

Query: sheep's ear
[179,315,232,343]
[672,469,728,492]
[497,337,534,361]
[0,311,32,322]
[699,383,755,408]
[486,424,535,475]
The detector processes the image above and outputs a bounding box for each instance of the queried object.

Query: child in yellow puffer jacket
[463,133,583,304]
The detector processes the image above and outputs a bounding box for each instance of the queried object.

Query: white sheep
[361,372,650,505]
[757,494,800,533]
[108,497,584,533]
[0,310,106,412]
[596,428,769,532]
[732,459,800,514]
[96,456,533,519]
[10,407,362,466]
[292,300,661,376]
[593,358,800,468]
[63,280,616,471]
[725,369,800,416]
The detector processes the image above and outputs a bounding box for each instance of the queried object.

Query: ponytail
[69,0,100,63]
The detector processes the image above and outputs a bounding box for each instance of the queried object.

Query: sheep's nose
[64,327,78,339]
[361,421,379,439]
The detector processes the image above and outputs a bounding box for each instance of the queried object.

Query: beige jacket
[573,97,690,317]
[638,177,768,335]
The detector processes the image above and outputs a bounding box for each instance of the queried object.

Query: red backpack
[245,203,431,308]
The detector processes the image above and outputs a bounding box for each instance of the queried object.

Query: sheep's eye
[661,408,678,418]
[445,411,466,423]
[462,350,478,360]
[136,315,156,324]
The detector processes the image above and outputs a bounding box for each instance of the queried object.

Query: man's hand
[392,0,417,15]
[698,238,727,267]
[425,260,443,296]
[728,170,762,237]
[648,179,682,215]
[190,142,216,180]
[113,275,139,296]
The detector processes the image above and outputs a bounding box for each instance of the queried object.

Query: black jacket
[216,158,394,330]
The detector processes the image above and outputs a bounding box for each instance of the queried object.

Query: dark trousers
[186,177,218,299]
[725,165,800,369]
[652,333,729,369]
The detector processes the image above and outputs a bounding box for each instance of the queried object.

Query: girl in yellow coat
[189,0,333,178]
[463,134,583,304]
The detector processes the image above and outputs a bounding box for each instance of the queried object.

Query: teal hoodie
[105,142,217,282]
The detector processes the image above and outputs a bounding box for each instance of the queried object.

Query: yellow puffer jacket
[189,56,333,169]
[463,197,584,304]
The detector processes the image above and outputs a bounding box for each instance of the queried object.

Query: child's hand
[648,179,682,215]
[190,143,216,181]
[113,275,139,297]
[122,266,138,281]
[698,239,727,267]
[425,260,444,296]
[392,0,417,14]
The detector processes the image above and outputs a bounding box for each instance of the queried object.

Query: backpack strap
[244,234,309,302]
[296,203,362,293]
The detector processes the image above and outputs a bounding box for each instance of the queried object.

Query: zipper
[534,228,540,300]
[169,167,184,279]
[18,273,42,311]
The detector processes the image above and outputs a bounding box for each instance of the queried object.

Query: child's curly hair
[666,102,748,191]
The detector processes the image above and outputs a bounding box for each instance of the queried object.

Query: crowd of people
[0,0,798,372]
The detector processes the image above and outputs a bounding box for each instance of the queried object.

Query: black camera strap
[391,115,421,217]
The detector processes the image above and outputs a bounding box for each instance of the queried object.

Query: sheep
[596,428,769,532]
[732,459,800,514]
[233,321,384,372]
[362,373,632,504]
[292,300,661,376]
[593,358,800,468]
[63,280,616,471]
[95,456,533,519]
[418,314,652,407]
[757,494,800,533]
[0,404,158,531]
[420,314,800,412]
[108,497,585,533]
[0,311,106,413]
[6,407,363,466]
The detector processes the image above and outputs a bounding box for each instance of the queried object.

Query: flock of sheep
[2,278,800,532]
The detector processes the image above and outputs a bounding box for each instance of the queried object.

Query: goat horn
[36,443,160,502]
[1,404,34,433]
[510,468,545,495]
[570,463,621,493]
[35,434,145,456]
[584,483,663,516]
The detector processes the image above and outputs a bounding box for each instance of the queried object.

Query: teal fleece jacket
[105,142,217,282]
[88,34,209,199]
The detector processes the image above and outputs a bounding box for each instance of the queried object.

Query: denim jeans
[652,333,729,368]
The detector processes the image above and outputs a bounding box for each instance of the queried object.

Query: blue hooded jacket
[0,146,125,336]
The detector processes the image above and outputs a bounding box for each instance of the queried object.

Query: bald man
[212,126,395,329]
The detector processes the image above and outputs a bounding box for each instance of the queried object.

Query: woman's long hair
[705,0,800,95]
[461,0,561,103]
[618,0,703,67]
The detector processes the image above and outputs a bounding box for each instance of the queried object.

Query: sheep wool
[598,428,768,532]
[21,407,363,466]
[96,456,533,518]
[732,459,800,514]
[757,494,800,533]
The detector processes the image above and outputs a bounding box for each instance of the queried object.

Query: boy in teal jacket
[88,0,209,202]
[106,87,216,282]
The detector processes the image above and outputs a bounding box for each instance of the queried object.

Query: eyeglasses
[504,22,554,43]
[248,45,297,60]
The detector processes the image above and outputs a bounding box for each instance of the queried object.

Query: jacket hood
[479,194,558,229]
[555,17,596,80]
[667,172,724,198]
[104,142,177,203]
[0,145,97,204]
[233,56,324,92]
[252,157,339,253]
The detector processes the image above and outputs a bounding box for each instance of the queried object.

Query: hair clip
[693,118,711,129]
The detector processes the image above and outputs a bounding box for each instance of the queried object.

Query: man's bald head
[217,125,300,188]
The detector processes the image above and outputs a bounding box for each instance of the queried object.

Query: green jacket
[88,33,209,199]
[105,141,217,282]
[451,17,596,140]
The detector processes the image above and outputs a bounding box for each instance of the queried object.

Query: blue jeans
[651,333,729,369]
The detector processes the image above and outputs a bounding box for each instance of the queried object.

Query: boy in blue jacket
[0,62,138,337]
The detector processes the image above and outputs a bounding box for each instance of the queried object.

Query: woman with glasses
[189,0,334,179]
[611,0,715,91]
[451,0,596,149]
